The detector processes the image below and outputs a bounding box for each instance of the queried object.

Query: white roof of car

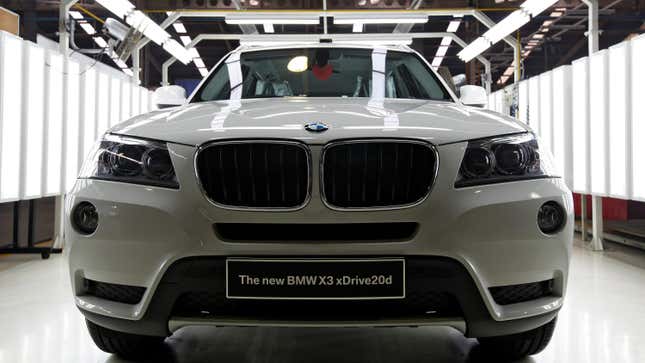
[237,42,415,53]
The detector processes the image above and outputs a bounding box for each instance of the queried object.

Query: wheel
[477,317,557,361]
[40,251,50,259]
[85,319,165,359]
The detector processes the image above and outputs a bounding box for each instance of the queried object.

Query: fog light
[538,202,565,234]
[72,202,99,235]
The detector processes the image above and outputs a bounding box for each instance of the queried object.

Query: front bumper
[67,142,572,337]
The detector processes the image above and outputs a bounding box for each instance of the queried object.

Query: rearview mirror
[153,85,187,109]
[459,85,487,107]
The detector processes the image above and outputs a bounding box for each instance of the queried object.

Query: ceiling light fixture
[447,20,461,33]
[226,14,320,25]
[333,14,428,25]
[459,0,557,63]
[96,0,192,64]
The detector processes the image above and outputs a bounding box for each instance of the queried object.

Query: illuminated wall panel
[608,42,631,199]
[539,72,553,154]
[121,81,131,120]
[96,72,110,136]
[528,76,540,134]
[81,67,97,160]
[518,80,529,124]
[110,78,121,127]
[20,42,45,199]
[131,83,141,116]
[65,61,81,192]
[551,65,573,187]
[589,50,609,195]
[44,51,64,196]
[632,34,645,201]
[140,87,149,113]
[0,32,23,202]
[571,57,589,194]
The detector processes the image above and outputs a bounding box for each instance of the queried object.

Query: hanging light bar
[458,37,491,62]
[96,0,192,65]
[458,0,557,62]
[333,14,428,25]
[225,14,320,25]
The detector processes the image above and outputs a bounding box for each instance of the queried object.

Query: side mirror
[153,85,187,109]
[459,85,488,107]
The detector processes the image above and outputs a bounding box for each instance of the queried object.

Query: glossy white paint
[1,239,644,363]
[111,98,528,146]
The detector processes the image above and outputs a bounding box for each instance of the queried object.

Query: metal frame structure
[159,32,492,93]
[131,8,517,91]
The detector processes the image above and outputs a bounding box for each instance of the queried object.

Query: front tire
[86,319,166,359]
[477,317,557,361]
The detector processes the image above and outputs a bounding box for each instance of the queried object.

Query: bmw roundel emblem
[304,122,329,133]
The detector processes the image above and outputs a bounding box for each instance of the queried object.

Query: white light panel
[608,42,631,199]
[589,50,609,195]
[632,34,645,201]
[82,67,97,160]
[96,72,110,136]
[518,80,528,123]
[121,81,131,119]
[110,78,122,127]
[45,51,64,196]
[140,87,149,113]
[528,76,540,133]
[0,32,23,202]
[21,42,45,199]
[571,57,589,194]
[131,83,141,116]
[65,61,81,192]
[539,71,553,154]
[551,65,573,187]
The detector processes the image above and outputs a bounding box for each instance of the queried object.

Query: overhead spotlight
[458,37,491,62]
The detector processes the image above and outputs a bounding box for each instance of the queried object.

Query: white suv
[67,44,572,361]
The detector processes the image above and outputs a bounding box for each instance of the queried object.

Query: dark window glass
[192,47,452,102]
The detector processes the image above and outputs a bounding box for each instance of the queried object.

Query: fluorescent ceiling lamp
[521,0,558,16]
[163,39,193,64]
[431,57,443,68]
[173,22,187,34]
[79,22,96,35]
[194,58,206,68]
[198,68,208,77]
[441,37,452,46]
[483,10,530,43]
[458,37,491,62]
[550,11,563,17]
[188,47,199,58]
[95,0,135,19]
[125,10,169,45]
[447,20,461,33]
[93,37,108,48]
[226,15,319,25]
[334,39,412,46]
[435,45,449,58]
[352,23,363,33]
[70,11,84,19]
[333,14,428,25]
[180,35,192,46]
[263,23,275,33]
[533,33,545,39]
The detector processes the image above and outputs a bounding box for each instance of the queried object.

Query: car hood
[111,98,528,146]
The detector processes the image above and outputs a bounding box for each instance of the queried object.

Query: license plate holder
[226,258,405,300]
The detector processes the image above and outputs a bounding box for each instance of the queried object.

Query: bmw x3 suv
[67,44,572,361]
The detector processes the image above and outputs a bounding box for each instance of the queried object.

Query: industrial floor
[1,237,644,363]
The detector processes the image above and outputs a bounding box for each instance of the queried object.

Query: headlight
[79,134,179,189]
[455,133,557,187]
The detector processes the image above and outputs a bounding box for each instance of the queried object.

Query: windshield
[191,47,453,102]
